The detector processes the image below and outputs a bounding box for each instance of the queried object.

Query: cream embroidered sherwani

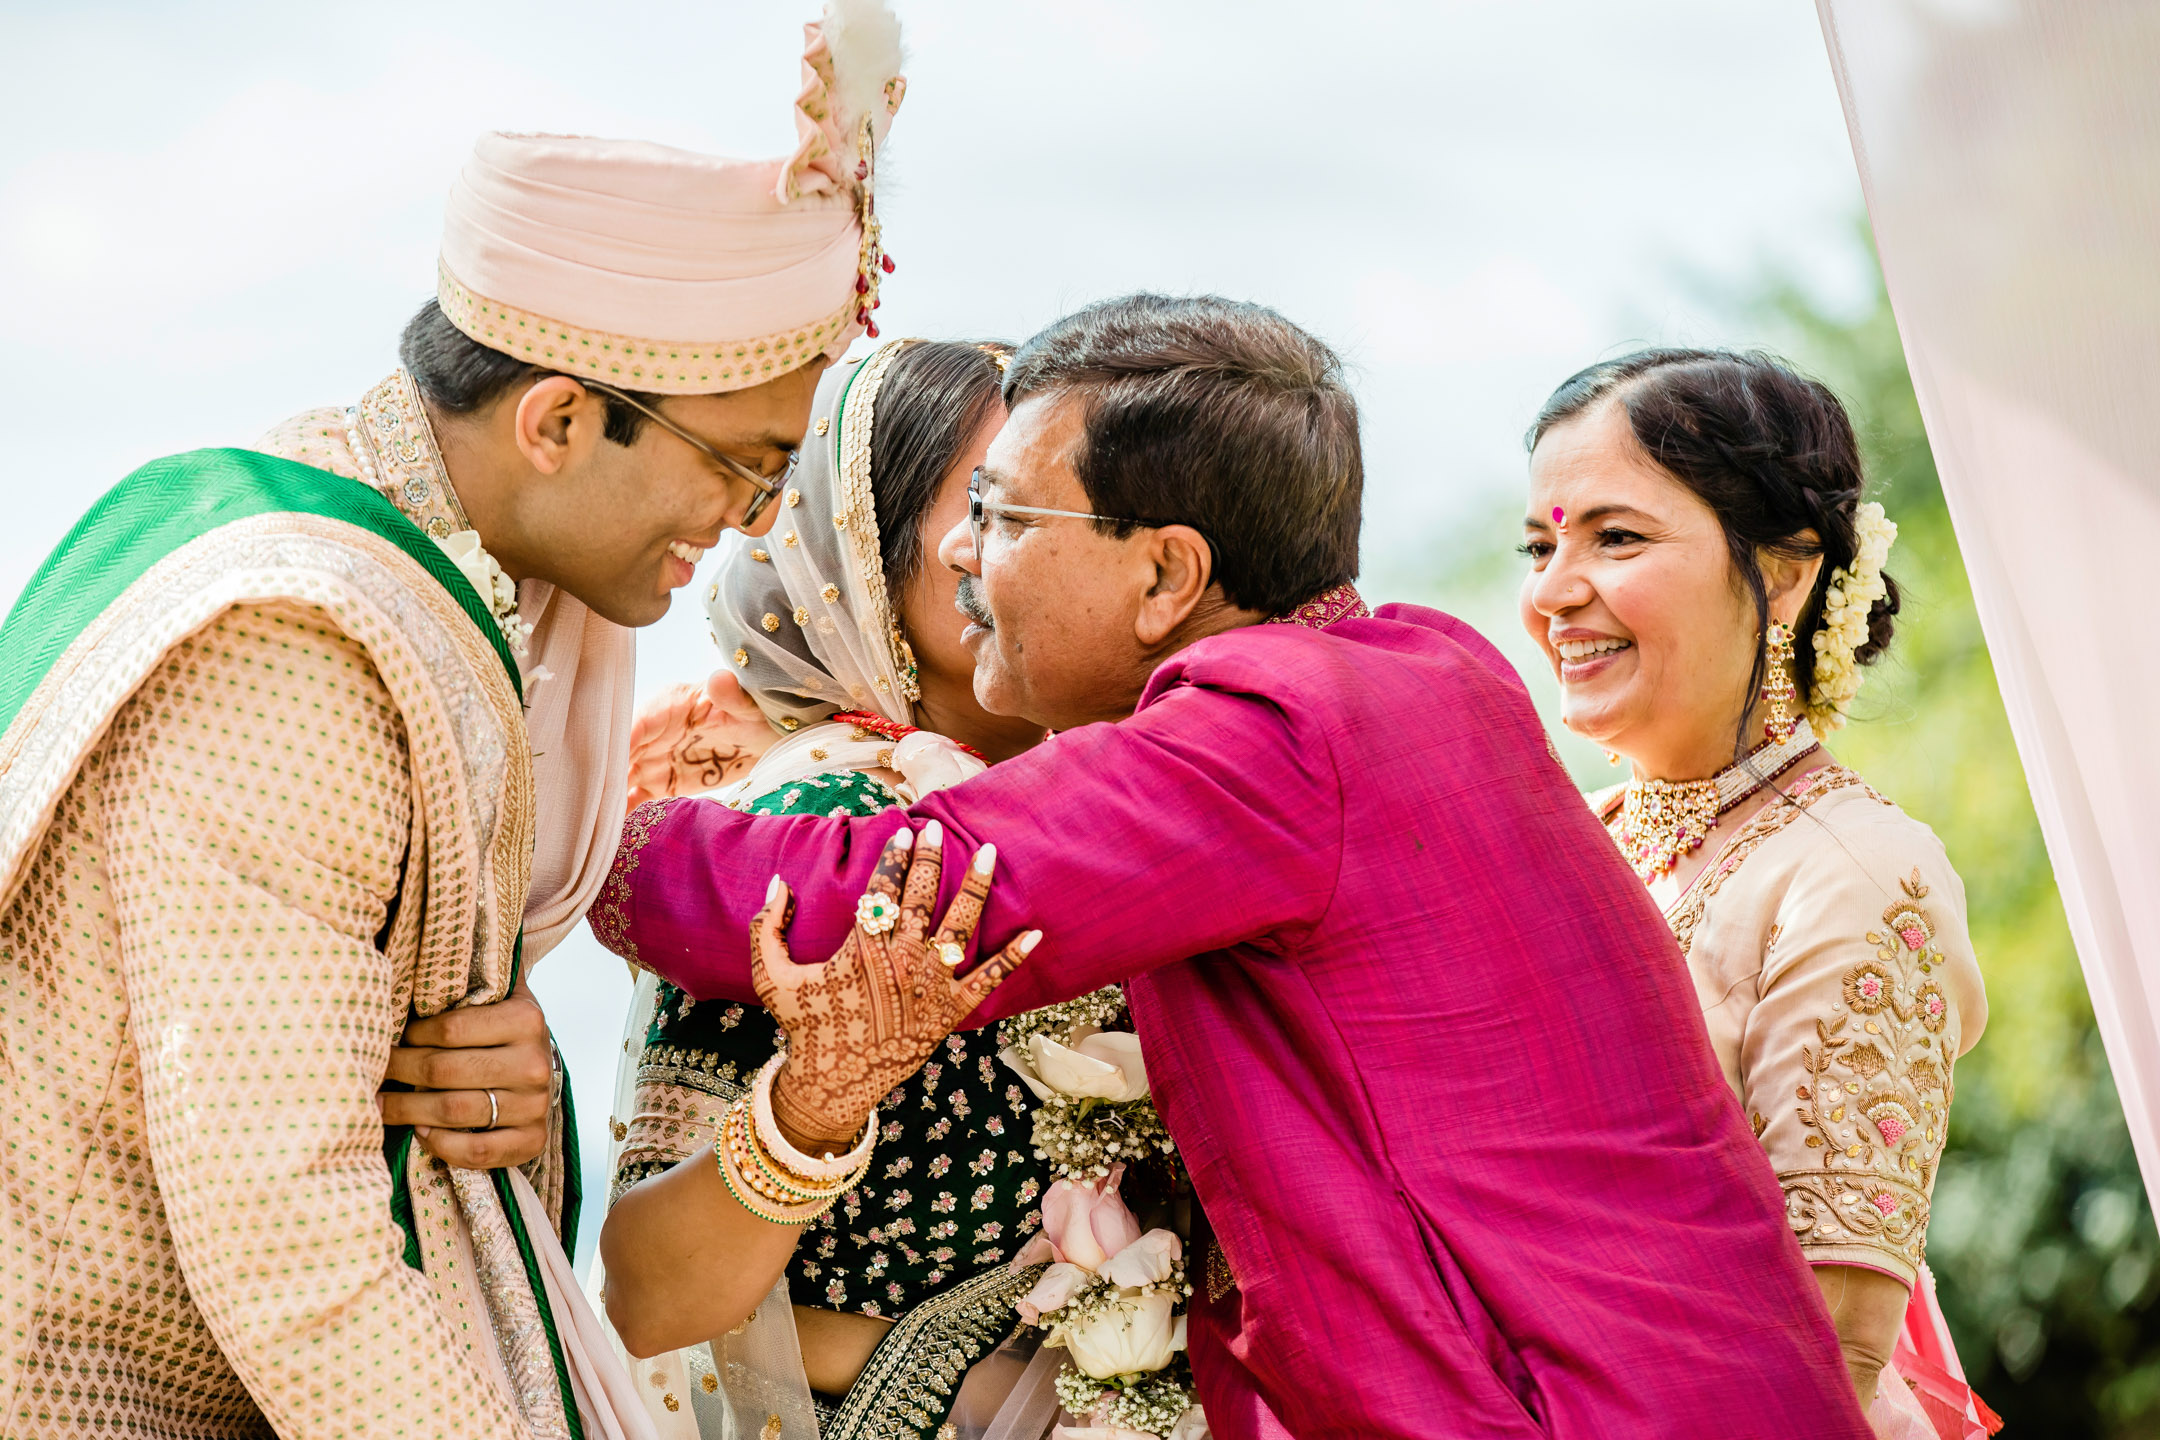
[0,381,587,1439]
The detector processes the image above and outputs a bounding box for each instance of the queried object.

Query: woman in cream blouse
[1518,348,1995,1439]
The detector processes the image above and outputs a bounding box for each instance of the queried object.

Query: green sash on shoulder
[0,449,585,1433]
[0,447,519,736]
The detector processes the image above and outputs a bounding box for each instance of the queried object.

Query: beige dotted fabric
[257,407,352,477]
[0,601,530,1438]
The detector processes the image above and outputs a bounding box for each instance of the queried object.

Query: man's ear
[1134,524,1215,648]
[512,376,605,476]
[1761,532,1826,627]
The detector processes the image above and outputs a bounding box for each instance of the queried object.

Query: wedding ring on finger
[856,890,901,935]
[936,940,965,968]
[480,1088,499,1133]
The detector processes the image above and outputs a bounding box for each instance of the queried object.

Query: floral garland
[437,530,531,660]
[1807,500,1896,733]
[1000,989,1204,1439]
[1001,991,1175,1181]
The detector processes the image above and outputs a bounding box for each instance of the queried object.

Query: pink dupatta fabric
[1876,1267,2002,1439]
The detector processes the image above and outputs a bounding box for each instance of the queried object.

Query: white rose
[1002,1031,1150,1104]
[1051,1291,1184,1379]
[999,1043,1057,1102]
[436,530,512,620]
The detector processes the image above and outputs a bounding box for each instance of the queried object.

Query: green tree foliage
[1755,263,2160,1437]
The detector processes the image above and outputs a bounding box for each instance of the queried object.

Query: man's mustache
[955,574,994,629]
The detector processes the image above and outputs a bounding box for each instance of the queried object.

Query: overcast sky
[0,0,1871,1259]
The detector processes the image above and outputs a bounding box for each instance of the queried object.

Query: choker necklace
[1610,725,1821,882]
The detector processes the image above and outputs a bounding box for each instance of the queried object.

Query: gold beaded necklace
[1609,725,1820,882]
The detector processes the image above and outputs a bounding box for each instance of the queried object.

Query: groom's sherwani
[0,388,590,1439]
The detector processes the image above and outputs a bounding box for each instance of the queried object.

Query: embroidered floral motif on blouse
[1649,762,1979,1285]
[1783,869,1953,1274]
[1666,765,1885,958]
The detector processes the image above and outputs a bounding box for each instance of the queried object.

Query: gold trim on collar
[350,369,468,540]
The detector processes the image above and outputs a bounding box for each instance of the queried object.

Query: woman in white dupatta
[590,339,1071,1440]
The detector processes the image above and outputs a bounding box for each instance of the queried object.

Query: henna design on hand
[673,733,750,793]
[750,822,1039,1152]
[625,671,776,812]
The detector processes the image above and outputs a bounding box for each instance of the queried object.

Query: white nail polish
[920,819,943,848]
[892,826,914,850]
[972,842,997,877]
[1018,929,1042,954]
[766,874,782,903]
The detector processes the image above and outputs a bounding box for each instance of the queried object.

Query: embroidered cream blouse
[1661,765,1987,1287]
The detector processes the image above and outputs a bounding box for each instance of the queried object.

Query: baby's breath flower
[1053,1359,1200,1438]
[1000,985,1129,1049]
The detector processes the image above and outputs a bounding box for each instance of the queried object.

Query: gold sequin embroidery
[1783,871,1954,1276]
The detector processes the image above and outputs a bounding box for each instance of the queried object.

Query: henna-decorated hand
[624,670,775,813]
[751,821,1039,1154]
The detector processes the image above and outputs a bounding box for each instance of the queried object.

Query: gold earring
[1762,622,1797,741]
[890,620,921,703]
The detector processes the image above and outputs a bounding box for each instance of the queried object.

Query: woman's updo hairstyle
[869,340,1013,600]
[1526,348,1899,748]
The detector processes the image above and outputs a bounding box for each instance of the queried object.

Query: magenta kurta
[596,604,1871,1439]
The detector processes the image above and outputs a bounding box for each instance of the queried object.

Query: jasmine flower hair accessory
[1808,501,1897,733]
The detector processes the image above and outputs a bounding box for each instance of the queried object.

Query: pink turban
[437,0,905,395]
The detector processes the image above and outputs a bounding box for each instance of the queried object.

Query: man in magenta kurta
[594,297,1871,1438]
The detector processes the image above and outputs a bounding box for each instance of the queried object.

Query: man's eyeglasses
[582,379,800,530]
[966,469,1148,552]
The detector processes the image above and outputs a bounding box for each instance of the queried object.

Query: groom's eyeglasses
[967,470,1148,552]
[582,380,799,530]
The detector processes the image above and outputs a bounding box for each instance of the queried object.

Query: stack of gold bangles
[716,1054,875,1226]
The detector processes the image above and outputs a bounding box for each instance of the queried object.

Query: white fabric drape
[1815,0,2160,1203]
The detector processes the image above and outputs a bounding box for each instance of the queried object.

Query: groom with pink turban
[597,295,1880,1438]
[0,3,905,1435]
